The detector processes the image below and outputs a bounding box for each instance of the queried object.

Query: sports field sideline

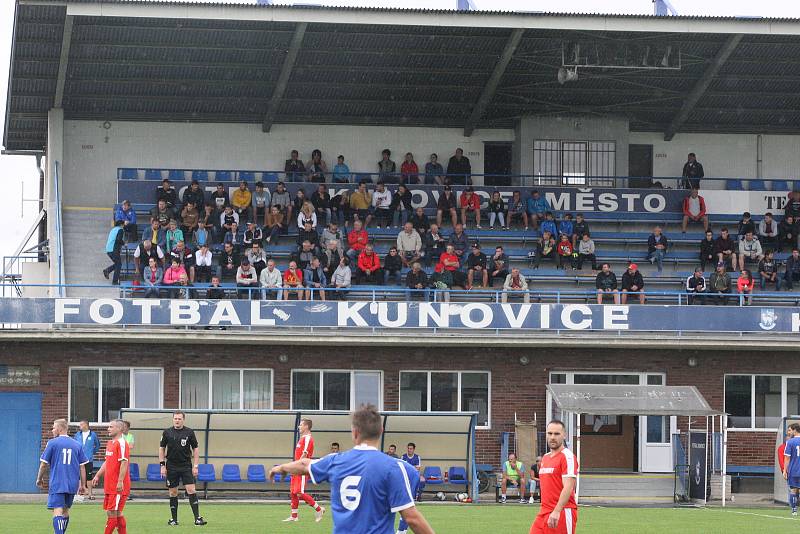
[1,502,794,533]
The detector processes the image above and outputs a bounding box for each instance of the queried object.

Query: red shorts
[103,493,128,512]
[531,508,577,534]
[290,475,308,495]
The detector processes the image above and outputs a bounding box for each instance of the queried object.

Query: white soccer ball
[435,491,446,501]
[455,492,468,502]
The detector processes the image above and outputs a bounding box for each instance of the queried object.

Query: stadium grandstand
[5,0,800,519]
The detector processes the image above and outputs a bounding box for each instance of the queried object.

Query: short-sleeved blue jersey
[309,445,417,534]
[40,435,90,494]
[402,453,421,469]
[786,436,800,478]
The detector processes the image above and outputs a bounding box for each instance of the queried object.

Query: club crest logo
[759,308,777,330]
[181,437,188,447]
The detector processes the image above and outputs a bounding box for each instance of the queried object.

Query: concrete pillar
[46,108,64,296]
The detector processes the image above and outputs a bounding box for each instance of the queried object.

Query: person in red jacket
[682,188,709,233]
[400,152,419,184]
[459,187,482,229]
[439,244,466,288]
[357,244,383,285]
[346,220,369,263]
[283,261,304,300]
[737,269,755,305]
[555,233,575,270]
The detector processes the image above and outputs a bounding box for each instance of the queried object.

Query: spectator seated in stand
[525,190,550,230]
[436,186,458,228]
[384,246,403,285]
[349,181,372,227]
[143,257,163,299]
[558,214,574,242]
[529,231,556,269]
[758,250,781,291]
[169,240,195,282]
[405,262,429,301]
[539,212,557,239]
[162,258,187,298]
[200,204,220,245]
[332,154,351,184]
[297,201,318,231]
[577,233,597,271]
[346,220,369,263]
[180,201,200,243]
[252,181,271,227]
[243,221,264,249]
[390,184,412,228]
[224,221,244,254]
[499,453,526,504]
[265,205,286,245]
[133,238,165,278]
[779,215,798,253]
[328,257,351,301]
[211,182,230,211]
[501,268,529,304]
[423,224,446,268]
[320,239,342,282]
[165,219,184,252]
[737,211,756,241]
[487,191,506,230]
[621,263,645,305]
[699,230,716,272]
[182,179,206,213]
[709,262,733,305]
[596,263,619,304]
[459,187,482,229]
[219,242,239,282]
[206,276,226,300]
[409,207,430,235]
[647,226,669,273]
[303,256,327,301]
[397,222,423,268]
[270,181,292,223]
[786,190,800,220]
[156,178,179,210]
[282,261,304,300]
[758,212,779,252]
[400,152,419,184]
[236,258,259,300]
[465,243,489,289]
[306,149,328,183]
[284,149,306,182]
[785,249,800,290]
[194,243,214,283]
[357,244,383,285]
[714,228,738,271]
[738,231,764,273]
[737,269,755,305]
[115,199,138,242]
[488,246,509,286]
[311,184,331,228]
[555,233,575,270]
[260,259,283,300]
[430,263,454,300]
[246,242,268,278]
[150,199,176,230]
[142,217,166,250]
[446,148,471,185]
[296,220,320,254]
[681,188,709,233]
[372,182,392,228]
[378,149,397,183]
[572,214,590,249]
[506,191,528,230]
[424,153,445,185]
[321,222,344,257]
[686,267,707,305]
[448,223,469,264]
[439,244,466,289]
[292,240,318,271]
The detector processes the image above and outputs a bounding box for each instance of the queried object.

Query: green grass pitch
[0,502,795,533]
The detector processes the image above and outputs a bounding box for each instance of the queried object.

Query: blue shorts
[47,492,75,510]
[789,477,800,490]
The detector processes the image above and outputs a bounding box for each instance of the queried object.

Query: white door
[640,415,676,472]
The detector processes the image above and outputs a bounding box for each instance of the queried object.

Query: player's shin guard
[169,496,179,521]
[290,493,300,518]
[52,515,66,534]
[63,516,69,533]
[104,517,118,534]
[791,492,798,511]
[116,516,127,534]
[188,493,201,520]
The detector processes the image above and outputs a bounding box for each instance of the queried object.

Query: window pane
[787,378,800,418]
[431,372,458,412]
[212,370,241,410]
[323,372,350,411]
[400,372,428,411]
[755,375,782,429]
[243,370,271,410]
[292,372,320,410]
[647,375,664,385]
[725,375,752,428]
[646,416,667,443]
[70,369,98,422]
[550,373,566,384]
[574,374,639,385]
[133,370,160,409]
[354,372,380,410]
[101,369,130,422]
[461,373,489,427]
[181,370,209,410]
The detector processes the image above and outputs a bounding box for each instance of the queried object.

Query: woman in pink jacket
[163,258,187,298]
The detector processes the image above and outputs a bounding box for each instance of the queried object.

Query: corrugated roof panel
[65,79,275,99]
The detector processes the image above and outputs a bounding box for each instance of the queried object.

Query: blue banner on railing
[4,299,800,331]
[118,181,685,214]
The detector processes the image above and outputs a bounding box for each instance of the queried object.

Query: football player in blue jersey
[270,405,435,534]
[784,423,800,516]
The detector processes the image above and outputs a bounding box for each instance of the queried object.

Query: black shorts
[84,464,94,480]
[166,466,195,488]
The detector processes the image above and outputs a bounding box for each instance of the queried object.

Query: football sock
[501,493,506,499]
[52,515,66,534]
[63,516,69,533]
[116,516,127,534]
[291,493,300,518]
[300,493,318,509]
[399,518,409,531]
[170,496,179,521]
[791,493,798,510]
[188,493,200,519]
[104,517,118,534]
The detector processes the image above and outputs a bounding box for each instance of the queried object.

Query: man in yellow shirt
[232,180,252,223]
[500,452,526,504]
[349,182,373,227]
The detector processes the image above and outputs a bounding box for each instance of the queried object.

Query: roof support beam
[262,22,306,133]
[463,28,524,137]
[663,33,743,141]
[53,15,74,108]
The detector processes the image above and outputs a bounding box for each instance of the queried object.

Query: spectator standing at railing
[142,258,162,298]
[685,267,707,305]
[709,262,732,305]
[349,182,373,227]
[220,242,239,282]
[210,183,230,211]
[285,149,306,183]
[357,244,383,285]
[265,205,286,245]
[346,220,369,262]
[621,263,645,305]
[114,199,138,243]
[405,262,429,301]
[714,228,737,271]
[329,256,351,300]
[182,179,205,212]
[102,220,126,285]
[252,181,271,227]
[758,212,779,251]
[372,182,393,228]
[134,238,165,276]
[231,181,252,223]
[448,223,470,263]
[270,182,292,223]
[150,199,176,229]
[409,207,430,235]
[333,155,351,184]
[681,188,708,233]
[647,226,669,273]
[595,263,619,304]
[489,246,509,285]
[526,190,550,230]
[681,152,704,190]
[507,190,528,230]
[488,191,506,229]
[194,243,214,283]
[460,187,482,229]
[424,153,445,185]
[577,233,597,271]
[784,249,800,290]
[236,258,259,300]
[786,190,800,220]
[758,250,781,291]
[397,222,423,268]
[306,149,328,183]
[779,215,798,252]
[698,230,716,272]
[378,149,397,183]
[260,259,283,300]
[738,231,763,273]
[303,257,327,301]
[446,148,471,185]
[390,184,413,228]
[401,153,419,184]
[423,224,446,267]
[572,213,590,248]
[157,178,179,209]
[436,185,459,228]
[311,184,331,227]
[737,269,755,305]
[501,267,530,303]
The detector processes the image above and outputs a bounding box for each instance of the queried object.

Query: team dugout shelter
[6,0,800,499]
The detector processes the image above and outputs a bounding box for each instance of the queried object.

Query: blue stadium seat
[192,170,209,181]
[423,466,444,485]
[222,464,242,482]
[216,171,233,181]
[448,466,467,487]
[247,464,267,483]
[128,462,140,482]
[239,171,255,182]
[119,169,138,180]
[146,463,165,481]
[726,179,744,190]
[168,169,185,181]
[197,464,216,482]
[144,169,163,181]
[284,475,292,484]
[263,172,279,183]
[748,179,767,191]
[772,180,792,191]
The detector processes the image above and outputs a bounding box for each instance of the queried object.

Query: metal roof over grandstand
[547,384,721,416]
[6,0,800,152]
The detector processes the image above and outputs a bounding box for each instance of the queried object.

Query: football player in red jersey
[531,420,578,534]
[92,419,130,534]
[283,418,325,523]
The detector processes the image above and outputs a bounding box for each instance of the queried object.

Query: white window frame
[398,370,491,429]
[289,369,383,412]
[724,373,799,432]
[68,366,164,425]
[179,368,274,411]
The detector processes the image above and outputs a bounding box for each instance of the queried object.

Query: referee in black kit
[159,411,208,526]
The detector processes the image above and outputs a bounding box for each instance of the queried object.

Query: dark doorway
[628,144,653,188]
[484,142,513,186]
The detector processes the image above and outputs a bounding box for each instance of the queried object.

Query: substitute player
[778,425,796,513]
[159,411,207,526]
[532,420,578,534]
[283,418,325,522]
[783,422,800,515]
[92,419,130,534]
[270,405,434,534]
[37,418,89,534]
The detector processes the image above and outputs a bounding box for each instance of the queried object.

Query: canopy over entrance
[547,384,722,416]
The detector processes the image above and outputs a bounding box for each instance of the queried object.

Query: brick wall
[0,341,793,468]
